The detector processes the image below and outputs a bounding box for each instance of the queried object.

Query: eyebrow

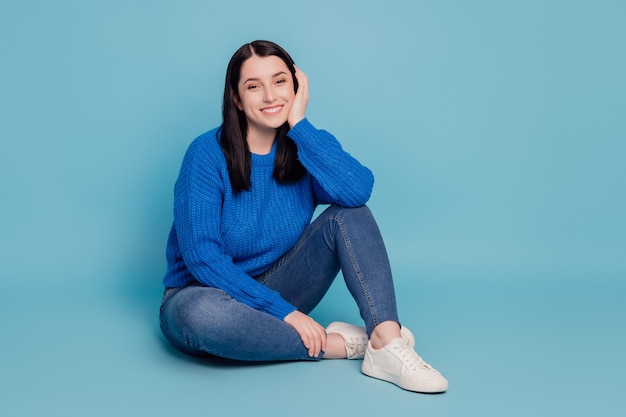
[243,71,288,84]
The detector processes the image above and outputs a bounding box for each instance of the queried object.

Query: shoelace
[346,335,368,358]
[393,339,439,373]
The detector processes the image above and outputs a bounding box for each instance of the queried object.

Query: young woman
[159,40,448,393]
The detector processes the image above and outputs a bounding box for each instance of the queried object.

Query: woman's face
[235,54,295,136]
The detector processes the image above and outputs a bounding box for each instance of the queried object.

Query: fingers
[294,66,309,104]
[297,315,325,357]
[284,310,327,357]
[288,66,309,128]
[299,320,325,357]
[294,66,309,94]
[311,320,327,356]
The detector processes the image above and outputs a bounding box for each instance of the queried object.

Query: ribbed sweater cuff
[270,298,297,320]
[288,118,316,142]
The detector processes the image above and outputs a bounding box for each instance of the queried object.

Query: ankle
[325,322,368,359]
[324,333,348,359]
[370,321,402,350]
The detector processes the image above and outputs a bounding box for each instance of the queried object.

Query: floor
[2,270,624,417]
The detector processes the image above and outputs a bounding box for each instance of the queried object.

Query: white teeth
[262,106,281,114]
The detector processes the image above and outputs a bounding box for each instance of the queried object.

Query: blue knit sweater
[163,119,374,319]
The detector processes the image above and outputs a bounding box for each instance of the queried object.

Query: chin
[268,119,288,129]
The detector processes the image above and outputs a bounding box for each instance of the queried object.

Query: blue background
[1,1,624,416]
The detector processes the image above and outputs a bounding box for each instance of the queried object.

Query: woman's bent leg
[160,205,399,360]
[159,285,318,361]
[258,205,400,336]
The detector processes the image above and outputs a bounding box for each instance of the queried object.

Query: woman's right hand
[287,66,309,128]
[284,310,327,358]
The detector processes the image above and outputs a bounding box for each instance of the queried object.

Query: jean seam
[159,288,177,331]
[259,207,380,328]
[258,216,331,285]
[335,214,379,328]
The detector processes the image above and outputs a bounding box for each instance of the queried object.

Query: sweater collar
[250,139,277,167]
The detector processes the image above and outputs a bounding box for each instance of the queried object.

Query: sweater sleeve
[173,138,297,320]
[287,118,374,207]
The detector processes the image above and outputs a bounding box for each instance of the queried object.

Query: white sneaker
[362,338,448,393]
[400,326,415,348]
[326,322,368,359]
[326,322,416,359]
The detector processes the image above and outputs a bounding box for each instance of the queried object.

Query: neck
[247,127,276,155]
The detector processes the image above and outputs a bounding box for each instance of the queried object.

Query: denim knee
[160,286,227,354]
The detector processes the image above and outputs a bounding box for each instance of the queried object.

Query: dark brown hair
[220,40,306,192]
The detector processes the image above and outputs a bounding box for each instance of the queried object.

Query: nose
[263,86,276,102]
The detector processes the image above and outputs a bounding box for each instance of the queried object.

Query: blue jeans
[159,205,400,361]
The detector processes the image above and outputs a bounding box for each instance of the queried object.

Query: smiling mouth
[261,105,283,115]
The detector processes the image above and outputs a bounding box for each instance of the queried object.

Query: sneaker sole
[361,360,448,393]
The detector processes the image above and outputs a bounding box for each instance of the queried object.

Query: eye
[247,84,260,90]
[276,78,287,85]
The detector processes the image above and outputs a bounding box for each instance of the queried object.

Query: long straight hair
[220,40,306,192]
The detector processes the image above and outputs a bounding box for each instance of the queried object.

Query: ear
[233,90,243,111]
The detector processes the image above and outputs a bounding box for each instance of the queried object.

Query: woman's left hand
[288,66,309,128]
[284,310,327,358]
